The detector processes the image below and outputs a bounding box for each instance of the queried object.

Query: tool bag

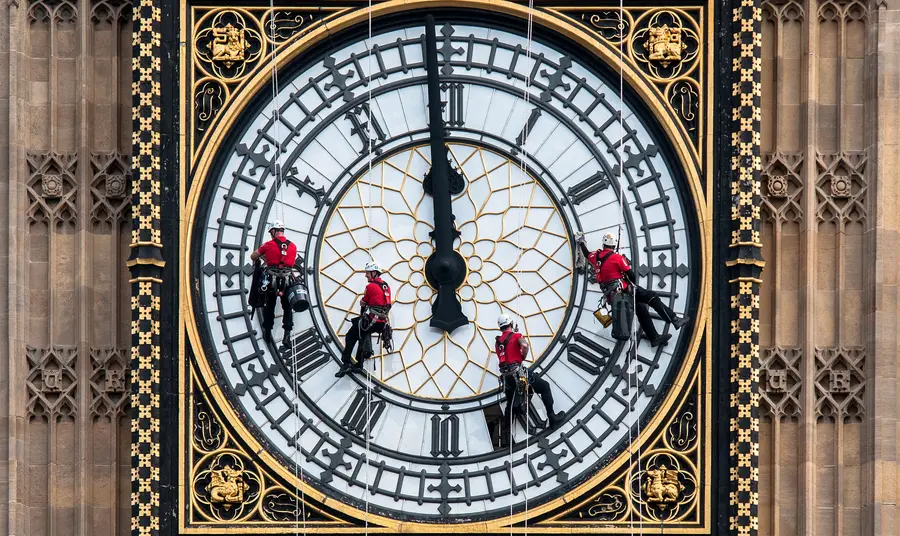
[610,291,634,341]
[248,260,267,315]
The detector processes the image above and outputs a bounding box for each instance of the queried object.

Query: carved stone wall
[1,1,133,535]
[758,0,898,535]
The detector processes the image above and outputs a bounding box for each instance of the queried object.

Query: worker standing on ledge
[577,232,689,347]
[250,220,297,348]
[495,314,564,436]
[335,261,392,378]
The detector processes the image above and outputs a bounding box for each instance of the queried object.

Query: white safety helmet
[364,260,381,273]
[497,314,512,329]
[269,220,285,232]
[602,233,618,248]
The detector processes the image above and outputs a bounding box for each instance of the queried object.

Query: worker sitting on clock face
[250,220,298,348]
[495,314,564,432]
[577,232,689,347]
[335,260,392,378]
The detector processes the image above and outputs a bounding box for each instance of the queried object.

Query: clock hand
[423,15,468,334]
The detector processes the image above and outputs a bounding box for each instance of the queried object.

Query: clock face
[193,16,699,523]
[320,142,573,399]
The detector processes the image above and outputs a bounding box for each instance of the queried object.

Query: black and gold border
[176,1,713,533]
[128,0,165,535]
[725,0,764,534]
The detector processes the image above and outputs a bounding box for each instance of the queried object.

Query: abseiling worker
[250,220,297,348]
[495,314,564,435]
[580,232,689,347]
[335,260,392,378]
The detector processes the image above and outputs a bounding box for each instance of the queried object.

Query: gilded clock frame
[171,0,720,533]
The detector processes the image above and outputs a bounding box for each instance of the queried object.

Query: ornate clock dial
[194,16,699,522]
[319,142,573,399]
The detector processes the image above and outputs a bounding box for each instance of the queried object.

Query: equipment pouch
[611,292,634,341]
[248,262,267,309]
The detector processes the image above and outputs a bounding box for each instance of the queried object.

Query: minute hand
[423,16,468,333]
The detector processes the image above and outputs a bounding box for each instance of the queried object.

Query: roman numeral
[345,102,386,155]
[567,332,612,375]
[430,413,462,457]
[284,170,327,208]
[283,328,329,380]
[341,388,386,437]
[514,108,542,150]
[565,170,611,205]
[441,82,464,127]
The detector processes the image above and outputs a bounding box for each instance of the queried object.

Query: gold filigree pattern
[193,450,262,521]
[631,10,701,81]
[629,451,698,521]
[551,6,706,158]
[318,144,573,399]
[547,367,704,526]
[194,9,264,81]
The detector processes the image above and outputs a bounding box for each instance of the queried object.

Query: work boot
[281,331,292,349]
[547,411,565,428]
[334,361,354,378]
[262,329,274,346]
[649,333,672,348]
[672,315,690,330]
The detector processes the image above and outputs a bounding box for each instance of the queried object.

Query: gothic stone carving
[90,0,131,24]
[90,151,131,227]
[26,346,78,420]
[26,152,78,225]
[761,152,803,224]
[763,0,805,24]
[760,346,802,420]
[27,0,77,23]
[814,346,865,422]
[90,347,130,419]
[815,152,867,225]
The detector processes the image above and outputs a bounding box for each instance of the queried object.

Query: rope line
[363,3,375,535]
[263,2,305,535]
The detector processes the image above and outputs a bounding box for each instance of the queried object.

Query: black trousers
[502,372,555,421]
[262,291,293,332]
[633,286,676,340]
[342,317,385,364]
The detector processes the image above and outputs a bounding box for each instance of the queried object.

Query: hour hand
[426,258,468,333]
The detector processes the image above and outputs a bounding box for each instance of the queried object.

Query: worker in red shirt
[578,232,689,347]
[335,260,392,378]
[250,220,298,348]
[495,314,564,436]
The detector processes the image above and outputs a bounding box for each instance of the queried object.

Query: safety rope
[509,1,535,532]
[612,1,643,533]
[264,1,304,534]
[363,3,375,535]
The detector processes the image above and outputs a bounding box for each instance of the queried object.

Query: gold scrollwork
[666,78,700,138]
[629,451,698,522]
[262,10,311,44]
[630,10,700,82]
[580,10,634,43]
[192,391,226,453]
[192,450,262,522]
[665,390,699,453]
[194,9,264,81]
[579,487,629,522]
[194,78,227,134]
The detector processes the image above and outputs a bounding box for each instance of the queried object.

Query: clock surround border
[161,0,728,533]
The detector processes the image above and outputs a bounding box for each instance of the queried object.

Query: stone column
[865,2,899,534]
